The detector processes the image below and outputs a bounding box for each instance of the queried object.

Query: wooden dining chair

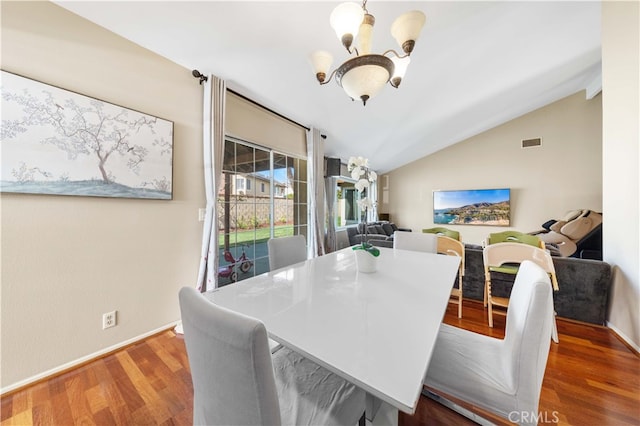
[483,242,559,342]
[483,230,545,306]
[179,287,366,426]
[437,235,465,318]
[422,226,461,241]
[485,230,545,249]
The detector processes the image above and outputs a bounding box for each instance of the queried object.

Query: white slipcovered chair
[336,229,351,250]
[267,234,307,271]
[424,261,555,425]
[393,230,437,253]
[179,287,365,426]
[266,234,307,352]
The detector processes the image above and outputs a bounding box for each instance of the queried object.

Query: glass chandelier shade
[390,56,411,88]
[391,11,427,54]
[311,1,426,105]
[337,55,394,105]
[330,2,365,51]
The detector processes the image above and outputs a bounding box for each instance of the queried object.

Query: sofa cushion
[381,223,394,236]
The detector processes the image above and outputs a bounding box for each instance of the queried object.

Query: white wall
[382,91,603,245]
[1,2,204,390]
[602,1,640,350]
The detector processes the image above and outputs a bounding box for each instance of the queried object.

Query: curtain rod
[227,88,310,132]
[191,69,310,132]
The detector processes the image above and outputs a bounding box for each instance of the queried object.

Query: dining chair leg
[483,270,489,307]
[552,311,559,343]
[483,282,488,307]
[485,273,494,328]
[457,276,463,319]
[488,302,494,328]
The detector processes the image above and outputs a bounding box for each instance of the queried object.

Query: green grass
[219,225,293,247]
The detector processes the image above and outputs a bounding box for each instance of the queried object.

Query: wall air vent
[521,137,542,148]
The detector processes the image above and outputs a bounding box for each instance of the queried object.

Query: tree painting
[0,71,173,199]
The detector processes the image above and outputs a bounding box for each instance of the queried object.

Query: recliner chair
[535,209,603,259]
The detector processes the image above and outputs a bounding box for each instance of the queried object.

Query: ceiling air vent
[521,137,542,148]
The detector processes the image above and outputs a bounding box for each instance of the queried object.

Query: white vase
[355,249,378,273]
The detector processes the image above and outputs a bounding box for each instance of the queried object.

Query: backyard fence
[217,196,294,230]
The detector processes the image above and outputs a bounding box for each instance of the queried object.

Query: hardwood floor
[2,300,638,425]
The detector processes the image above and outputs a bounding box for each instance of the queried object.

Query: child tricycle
[217,245,253,283]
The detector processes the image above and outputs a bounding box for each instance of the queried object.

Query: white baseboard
[1,321,179,396]
[606,321,640,353]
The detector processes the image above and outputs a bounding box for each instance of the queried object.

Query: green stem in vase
[353,242,380,257]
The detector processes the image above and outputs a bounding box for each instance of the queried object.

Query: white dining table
[204,246,460,420]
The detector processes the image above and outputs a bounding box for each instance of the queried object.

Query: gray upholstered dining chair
[424,261,555,425]
[267,234,307,271]
[179,287,365,426]
[393,230,437,253]
[336,229,351,250]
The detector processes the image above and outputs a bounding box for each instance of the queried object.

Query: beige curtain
[196,75,226,292]
[325,176,337,252]
[306,128,325,257]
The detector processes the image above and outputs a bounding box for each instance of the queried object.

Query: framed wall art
[433,188,510,226]
[0,70,173,200]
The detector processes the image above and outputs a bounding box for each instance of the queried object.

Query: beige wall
[602,1,640,350]
[1,2,204,390]
[382,91,603,245]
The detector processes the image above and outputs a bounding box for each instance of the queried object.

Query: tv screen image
[433,188,510,226]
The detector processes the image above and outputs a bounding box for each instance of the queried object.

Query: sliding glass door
[218,139,307,286]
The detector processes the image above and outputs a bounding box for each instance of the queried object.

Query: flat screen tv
[433,188,510,226]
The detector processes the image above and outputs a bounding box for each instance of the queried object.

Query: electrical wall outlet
[102,311,117,329]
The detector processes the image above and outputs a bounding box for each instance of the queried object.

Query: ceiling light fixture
[310,0,426,106]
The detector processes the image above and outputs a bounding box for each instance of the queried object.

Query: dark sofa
[462,244,612,325]
[346,221,411,248]
[343,228,611,325]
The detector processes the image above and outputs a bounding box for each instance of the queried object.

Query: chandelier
[310,1,426,106]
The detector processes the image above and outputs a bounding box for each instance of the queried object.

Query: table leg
[365,394,398,426]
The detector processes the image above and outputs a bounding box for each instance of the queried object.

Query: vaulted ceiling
[54,1,601,173]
